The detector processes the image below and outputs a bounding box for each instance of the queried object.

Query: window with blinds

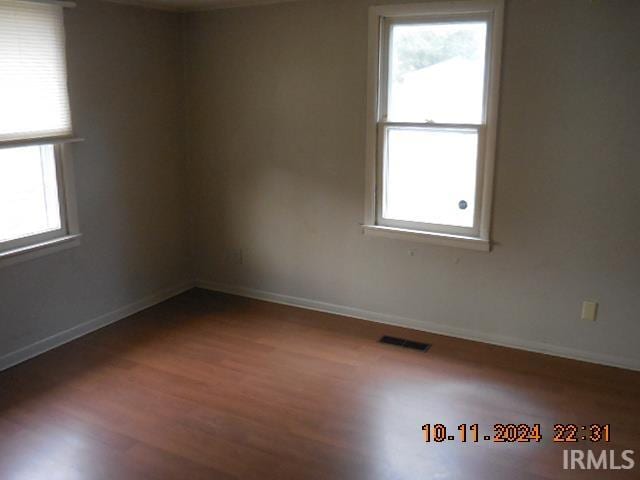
[0,0,73,142]
[0,0,78,259]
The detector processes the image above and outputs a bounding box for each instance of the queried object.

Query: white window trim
[0,141,82,268]
[363,0,504,251]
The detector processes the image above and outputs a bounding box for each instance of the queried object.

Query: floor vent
[379,336,431,352]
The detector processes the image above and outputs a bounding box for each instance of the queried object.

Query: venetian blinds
[0,0,73,143]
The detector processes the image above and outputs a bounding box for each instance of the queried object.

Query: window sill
[0,233,82,268]
[362,225,490,252]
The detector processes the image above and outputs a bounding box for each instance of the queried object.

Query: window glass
[388,22,487,124]
[0,145,61,243]
[383,128,478,228]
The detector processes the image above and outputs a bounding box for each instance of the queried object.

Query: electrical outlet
[581,301,598,322]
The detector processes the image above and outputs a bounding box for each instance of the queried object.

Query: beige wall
[0,0,190,364]
[184,0,640,368]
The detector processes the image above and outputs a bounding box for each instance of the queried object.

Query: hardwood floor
[0,288,639,479]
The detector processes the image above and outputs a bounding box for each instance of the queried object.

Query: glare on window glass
[383,128,478,228]
[0,145,61,243]
[388,22,487,124]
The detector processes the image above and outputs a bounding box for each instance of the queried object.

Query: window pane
[388,22,487,124]
[0,145,61,243]
[383,128,478,228]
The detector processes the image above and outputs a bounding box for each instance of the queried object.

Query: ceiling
[105,0,302,11]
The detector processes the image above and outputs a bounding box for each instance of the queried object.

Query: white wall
[0,0,191,366]
[184,0,640,369]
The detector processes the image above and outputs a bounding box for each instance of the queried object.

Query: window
[0,0,79,263]
[364,1,504,251]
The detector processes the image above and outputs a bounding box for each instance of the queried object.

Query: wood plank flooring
[0,288,639,479]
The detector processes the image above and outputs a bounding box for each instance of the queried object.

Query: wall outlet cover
[581,301,598,322]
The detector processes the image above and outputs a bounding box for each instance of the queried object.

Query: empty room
[1,0,639,478]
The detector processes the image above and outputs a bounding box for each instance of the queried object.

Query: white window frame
[0,140,81,268]
[363,0,504,252]
[0,0,81,267]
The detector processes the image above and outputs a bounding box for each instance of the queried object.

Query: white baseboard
[4,279,636,373]
[196,280,640,372]
[0,282,193,372]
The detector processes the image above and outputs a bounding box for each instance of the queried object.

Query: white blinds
[0,0,73,143]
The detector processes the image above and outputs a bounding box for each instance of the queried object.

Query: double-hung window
[364,1,504,251]
[0,0,79,264]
